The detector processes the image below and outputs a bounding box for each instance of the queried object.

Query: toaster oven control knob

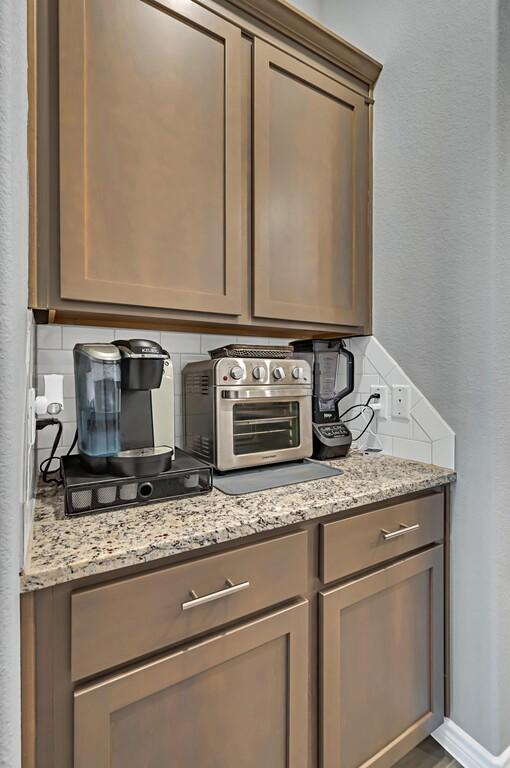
[230,365,244,380]
[292,366,304,380]
[273,366,286,380]
[252,366,264,380]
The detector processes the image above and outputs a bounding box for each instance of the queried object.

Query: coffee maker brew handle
[334,344,355,404]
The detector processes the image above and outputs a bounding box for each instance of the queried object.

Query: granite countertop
[21,453,456,592]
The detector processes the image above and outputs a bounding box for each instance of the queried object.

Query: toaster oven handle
[221,387,311,399]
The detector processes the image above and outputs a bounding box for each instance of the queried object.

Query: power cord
[339,393,380,442]
[37,419,78,486]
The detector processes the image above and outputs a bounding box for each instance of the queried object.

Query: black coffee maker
[73,339,174,476]
[290,339,354,459]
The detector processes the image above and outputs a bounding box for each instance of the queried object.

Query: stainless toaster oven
[183,357,313,471]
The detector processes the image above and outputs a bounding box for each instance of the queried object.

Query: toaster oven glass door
[232,401,300,455]
[216,386,313,471]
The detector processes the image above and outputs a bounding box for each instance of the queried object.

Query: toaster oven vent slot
[189,434,212,459]
[185,374,210,396]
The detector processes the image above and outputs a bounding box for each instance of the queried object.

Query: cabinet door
[59,0,242,314]
[74,600,308,768]
[321,547,444,768]
[253,40,370,328]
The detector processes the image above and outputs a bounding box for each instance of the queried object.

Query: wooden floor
[393,737,461,768]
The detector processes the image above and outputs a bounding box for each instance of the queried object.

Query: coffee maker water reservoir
[74,344,122,470]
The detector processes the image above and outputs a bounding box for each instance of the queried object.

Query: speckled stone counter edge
[21,454,456,592]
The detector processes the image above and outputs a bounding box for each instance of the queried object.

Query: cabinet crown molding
[224,0,382,85]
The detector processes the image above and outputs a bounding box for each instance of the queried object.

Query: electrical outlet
[391,385,411,419]
[370,384,389,419]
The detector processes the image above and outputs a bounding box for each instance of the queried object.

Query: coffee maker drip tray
[107,446,173,478]
[61,449,212,517]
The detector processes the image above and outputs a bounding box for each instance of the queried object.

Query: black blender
[290,339,354,459]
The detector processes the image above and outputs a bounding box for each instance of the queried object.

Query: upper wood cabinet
[59,0,242,315]
[252,40,371,327]
[31,0,381,334]
[74,601,309,768]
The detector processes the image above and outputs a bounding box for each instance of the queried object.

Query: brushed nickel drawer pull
[380,523,420,541]
[181,579,251,611]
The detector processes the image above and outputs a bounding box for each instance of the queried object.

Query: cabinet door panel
[253,40,370,327]
[74,600,308,768]
[321,547,444,768]
[59,0,242,314]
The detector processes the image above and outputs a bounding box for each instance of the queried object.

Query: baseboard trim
[433,719,510,768]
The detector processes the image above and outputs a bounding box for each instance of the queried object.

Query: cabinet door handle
[181,579,250,611]
[380,522,420,541]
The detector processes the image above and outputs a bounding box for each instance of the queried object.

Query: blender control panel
[316,423,351,439]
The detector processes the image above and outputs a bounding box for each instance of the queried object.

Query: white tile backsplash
[236,335,271,345]
[61,398,76,423]
[37,324,62,349]
[115,328,162,344]
[62,326,112,349]
[411,419,430,442]
[37,421,77,450]
[362,357,378,375]
[200,334,234,354]
[355,373,380,394]
[180,353,209,366]
[37,348,74,374]
[63,374,75,399]
[411,398,452,441]
[34,326,456,471]
[161,331,200,353]
[364,337,396,378]
[392,437,432,464]
[349,335,455,468]
[376,416,414,439]
[376,434,394,454]
[34,326,246,460]
[432,436,456,469]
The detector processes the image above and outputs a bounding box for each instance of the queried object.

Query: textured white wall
[0,1,28,766]
[319,0,509,756]
[492,0,510,753]
[288,0,321,19]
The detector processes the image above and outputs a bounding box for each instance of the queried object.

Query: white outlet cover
[370,384,389,419]
[392,385,411,419]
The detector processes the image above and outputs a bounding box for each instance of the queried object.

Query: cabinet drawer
[321,493,444,584]
[71,530,307,681]
[74,600,309,768]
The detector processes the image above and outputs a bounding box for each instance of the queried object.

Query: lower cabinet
[320,546,444,768]
[22,493,448,768]
[74,600,309,768]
